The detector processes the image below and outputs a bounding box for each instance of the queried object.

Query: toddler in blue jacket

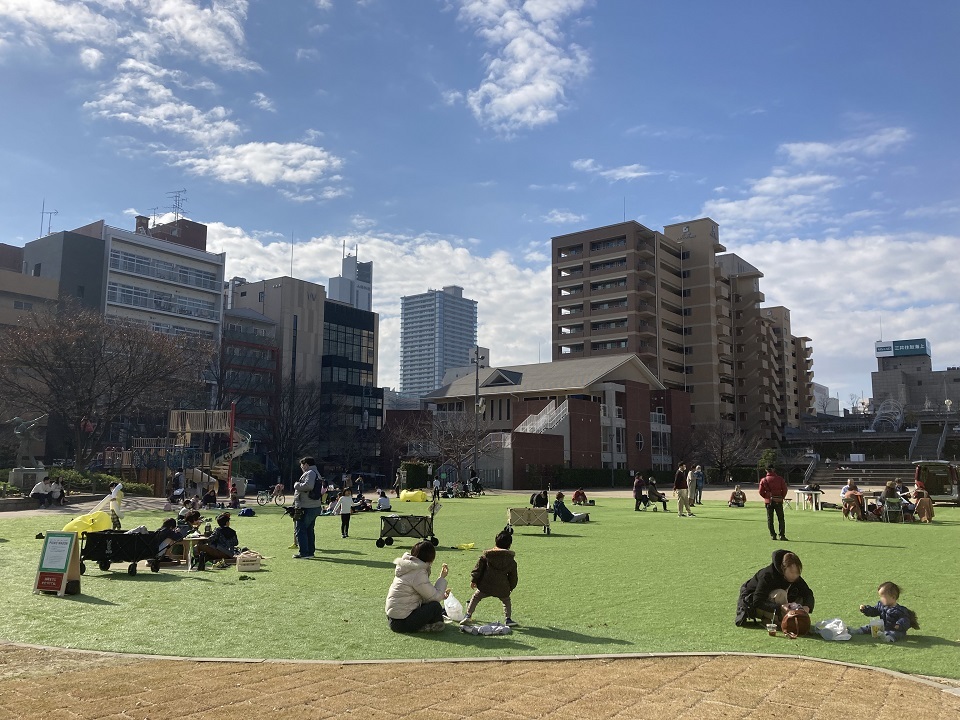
[853,581,919,642]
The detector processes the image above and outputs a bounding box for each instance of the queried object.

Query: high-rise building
[552,218,814,443]
[327,253,372,311]
[400,285,478,398]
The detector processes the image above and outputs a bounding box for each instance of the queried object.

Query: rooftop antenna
[623,196,626,222]
[40,200,58,236]
[147,207,160,227]
[879,313,883,341]
[290,231,294,277]
[165,188,187,235]
[342,237,346,260]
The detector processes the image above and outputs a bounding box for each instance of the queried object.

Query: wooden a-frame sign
[34,531,81,596]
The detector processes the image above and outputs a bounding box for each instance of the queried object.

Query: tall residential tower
[400,285,478,398]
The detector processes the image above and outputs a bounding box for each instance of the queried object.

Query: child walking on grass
[333,488,353,538]
[853,581,919,642]
[460,530,518,627]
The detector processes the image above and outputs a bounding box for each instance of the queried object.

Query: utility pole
[472,346,486,483]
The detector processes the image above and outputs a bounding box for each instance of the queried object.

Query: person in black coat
[735,549,814,626]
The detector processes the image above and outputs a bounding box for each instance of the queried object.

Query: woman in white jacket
[385,541,449,632]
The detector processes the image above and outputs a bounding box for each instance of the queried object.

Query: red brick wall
[511,432,564,490]
[567,398,601,467]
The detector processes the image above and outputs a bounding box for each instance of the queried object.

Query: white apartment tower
[328,254,372,311]
[400,285,478,398]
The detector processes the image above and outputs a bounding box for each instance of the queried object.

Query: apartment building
[552,218,814,444]
[22,216,225,340]
[220,307,281,443]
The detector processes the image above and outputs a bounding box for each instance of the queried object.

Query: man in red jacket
[758,467,788,541]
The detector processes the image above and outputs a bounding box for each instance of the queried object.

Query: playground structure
[87,407,252,497]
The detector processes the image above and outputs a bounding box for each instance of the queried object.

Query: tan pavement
[1,643,959,720]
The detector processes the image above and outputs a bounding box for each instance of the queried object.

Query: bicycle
[256,488,285,506]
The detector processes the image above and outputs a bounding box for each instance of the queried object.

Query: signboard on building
[875,339,931,358]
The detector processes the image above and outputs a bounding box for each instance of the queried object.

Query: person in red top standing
[758,467,788,541]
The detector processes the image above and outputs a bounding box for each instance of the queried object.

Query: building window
[14,300,33,310]
[635,432,644,451]
[240,291,247,297]
[32,263,41,276]
[258,291,265,302]
[680,251,690,260]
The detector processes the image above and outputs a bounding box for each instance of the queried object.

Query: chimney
[135,215,150,235]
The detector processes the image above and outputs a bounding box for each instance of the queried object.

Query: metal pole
[473,348,479,480]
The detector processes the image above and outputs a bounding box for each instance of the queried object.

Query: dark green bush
[400,461,428,489]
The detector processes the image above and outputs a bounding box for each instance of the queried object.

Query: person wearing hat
[195,512,240,569]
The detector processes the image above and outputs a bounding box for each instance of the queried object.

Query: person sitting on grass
[530,490,548,508]
[376,490,392,511]
[647,479,668,512]
[385,540,449,633]
[460,530,519,628]
[201,487,218,509]
[735,550,814,627]
[912,481,935,523]
[852,581,919,642]
[729,485,747,507]
[571,488,588,505]
[553,492,589,523]
[195,512,241,570]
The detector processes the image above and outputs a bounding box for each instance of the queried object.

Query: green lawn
[1,495,958,678]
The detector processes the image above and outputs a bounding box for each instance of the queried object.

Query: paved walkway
[1,643,959,720]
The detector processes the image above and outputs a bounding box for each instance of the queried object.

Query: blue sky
[2,1,959,406]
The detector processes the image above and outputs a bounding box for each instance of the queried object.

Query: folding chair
[882,498,904,524]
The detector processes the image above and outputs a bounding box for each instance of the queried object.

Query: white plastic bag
[815,618,851,641]
[444,592,465,622]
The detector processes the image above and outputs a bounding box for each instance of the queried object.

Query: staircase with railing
[910,421,944,461]
[514,400,569,435]
[208,429,253,483]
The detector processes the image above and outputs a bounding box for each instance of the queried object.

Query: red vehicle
[913,461,960,504]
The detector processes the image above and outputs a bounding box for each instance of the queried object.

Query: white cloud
[351,214,376,230]
[314,0,333,9]
[0,0,118,48]
[79,46,105,69]
[903,200,960,219]
[251,91,276,112]
[572,158,657,182]
[541,209,585,224]
[168,142,344,186]
[441,89,463,106]
[84,59,241,145]
[779,127,911,166]
[206,223,552,389]
[458,0,591,133]
[296,47,321,62]
[739,232,960,400]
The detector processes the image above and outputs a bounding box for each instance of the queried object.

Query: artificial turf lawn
[1,494,958,678]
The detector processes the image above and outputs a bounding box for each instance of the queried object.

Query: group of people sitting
[631,475,670,512]
[29,478,66,508]
[840,478,934,522]
[529,490,591,522]
[159,507,248,570]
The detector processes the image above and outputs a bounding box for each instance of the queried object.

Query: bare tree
[690,421,764,483]
[431,410,496,482]
[268,377,324,487]
[0,305,209,469]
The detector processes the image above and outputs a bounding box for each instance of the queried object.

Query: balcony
[636,260,656,277]
[589,300,629,316]
[636,240,655,257]
[558,305,583,317]
[589,258,628,277]
[636,280,656,297]
[557,284,584,298]
[557,245,583,260]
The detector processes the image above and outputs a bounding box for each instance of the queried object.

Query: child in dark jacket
[852,581,919,642]
[460,531,519,627]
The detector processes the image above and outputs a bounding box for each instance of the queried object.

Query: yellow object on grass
[455,543,475,550]
[62,511,112,534]
[399,489,428,502]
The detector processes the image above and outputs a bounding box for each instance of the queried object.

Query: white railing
[515,400,569,435]
[480,432,512,451]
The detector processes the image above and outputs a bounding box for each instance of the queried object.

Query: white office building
[327,254,372,311]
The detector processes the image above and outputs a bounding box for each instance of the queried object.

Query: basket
[236,552,262,572]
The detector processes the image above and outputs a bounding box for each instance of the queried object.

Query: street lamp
[472,346,486,485]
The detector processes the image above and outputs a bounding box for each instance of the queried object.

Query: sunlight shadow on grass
[62,594,117,606]
[517,625,633,645]
[315,557,395,570]
[787,540,907,549]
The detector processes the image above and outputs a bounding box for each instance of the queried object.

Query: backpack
[306,470,324,501]
[781,606,811,638]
